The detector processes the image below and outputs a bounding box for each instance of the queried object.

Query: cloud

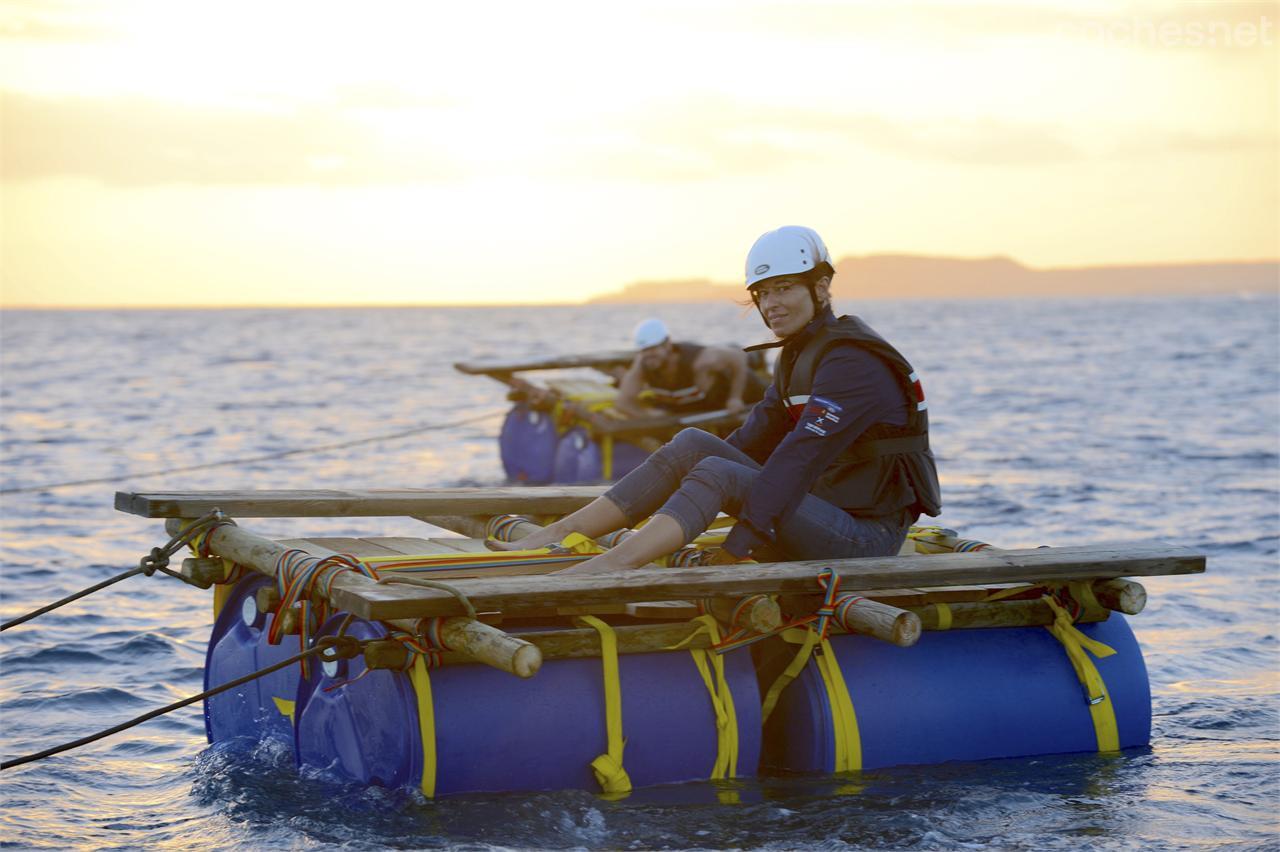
[5,88,1271,188]
[0,0,119,42]
[1,91,465,185]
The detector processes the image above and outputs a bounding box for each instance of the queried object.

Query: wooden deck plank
[324,541,1205,621]
[454,351,634,375]
[115,487,608,519]
[428,537,490,553]
[362,536,474,555]
[278,537,405,557]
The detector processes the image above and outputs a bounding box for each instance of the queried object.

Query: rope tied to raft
[1,510,233,632]
[0,629,366,771]
[708,567,847,655]
[186,523,249,587]
[375,576,478,620]
[268,550,379,677]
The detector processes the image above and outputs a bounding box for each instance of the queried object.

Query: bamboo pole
[906,597,1110,631]
[1091,578,1147,615]
[165,518,542,679]
[364,620,715,670]
[831,596,921,647]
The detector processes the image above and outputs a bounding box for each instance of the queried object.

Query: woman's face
[753,276,829,338]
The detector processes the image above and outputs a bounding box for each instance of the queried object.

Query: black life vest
[775,314,943,519]
[642,342,703,393]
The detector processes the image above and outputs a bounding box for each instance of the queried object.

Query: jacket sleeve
[721,344,908,557]
[725,382,789,464]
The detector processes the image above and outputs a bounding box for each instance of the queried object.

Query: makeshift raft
[456,351,768,484]
[116,488,1205,798]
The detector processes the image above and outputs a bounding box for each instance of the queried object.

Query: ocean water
[0,296,1277,851]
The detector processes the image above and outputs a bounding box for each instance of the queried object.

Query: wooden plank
[279,537,405,558]
[454,351,634,375]
[115,487,608,519]
[328,541,1206,621]
[363,536,473,555]
[590,408,747,439]
[166,520,543,677]
[428,537,490,553]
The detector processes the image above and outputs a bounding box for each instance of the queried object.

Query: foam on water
[1,296,1277,849]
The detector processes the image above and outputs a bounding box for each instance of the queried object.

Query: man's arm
[615,354,651,417]
[693,346,750,412]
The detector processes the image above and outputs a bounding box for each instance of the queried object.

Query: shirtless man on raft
[492,225,942,573]
[615,318,767,417]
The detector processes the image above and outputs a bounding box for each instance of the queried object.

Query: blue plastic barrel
[204,574,300,745]
[293,616,763,796]
[759,615,1151,773]
[551,427,651,483]
[498,403,560,484]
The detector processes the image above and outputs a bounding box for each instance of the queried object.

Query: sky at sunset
[2,0,1277,307]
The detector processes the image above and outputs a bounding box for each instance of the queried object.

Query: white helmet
[633,317,670,349]
[744,225,833,288]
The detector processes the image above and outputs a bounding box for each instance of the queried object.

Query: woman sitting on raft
[493,225,942,573]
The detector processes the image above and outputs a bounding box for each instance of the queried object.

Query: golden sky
[2,0,1276,307]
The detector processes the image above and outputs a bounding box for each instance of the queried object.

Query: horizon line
[3,290,1276,311]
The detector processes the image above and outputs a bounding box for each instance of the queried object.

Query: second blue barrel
[551,427,650,483]
[758,615,1150,773]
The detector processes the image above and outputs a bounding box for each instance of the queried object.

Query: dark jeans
[603,428,911,560]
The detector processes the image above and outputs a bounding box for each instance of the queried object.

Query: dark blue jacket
[722,307,916,556]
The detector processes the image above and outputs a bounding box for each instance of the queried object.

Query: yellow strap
[560,532,605,555]
[213,581,234,621]
[813,638,862,772]
[409,654,438,798]
[934,603,952,630]
[672,615,740,780]
[1043,597,1120,753]
[760,627,819,725]
[1066,579,1102,613]
[577,615,632,797]
[984,584,1040,602]
[601,435,614,481]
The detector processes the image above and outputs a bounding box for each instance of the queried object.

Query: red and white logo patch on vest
[909,371,928,412]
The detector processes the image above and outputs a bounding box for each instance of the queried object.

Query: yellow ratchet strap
[577,615,632,798]
[670,615,740,780]
[760,628,861,771]
[760,627,819,725]
[409,654,438,798]
[600,435,614,481]
[814,638,862,772]
[1043,596,1120,753]
[934,603,953,630]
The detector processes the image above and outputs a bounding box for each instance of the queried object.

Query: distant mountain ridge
[588,255,1278,303]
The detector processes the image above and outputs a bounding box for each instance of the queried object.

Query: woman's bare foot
[485,496,629,552]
